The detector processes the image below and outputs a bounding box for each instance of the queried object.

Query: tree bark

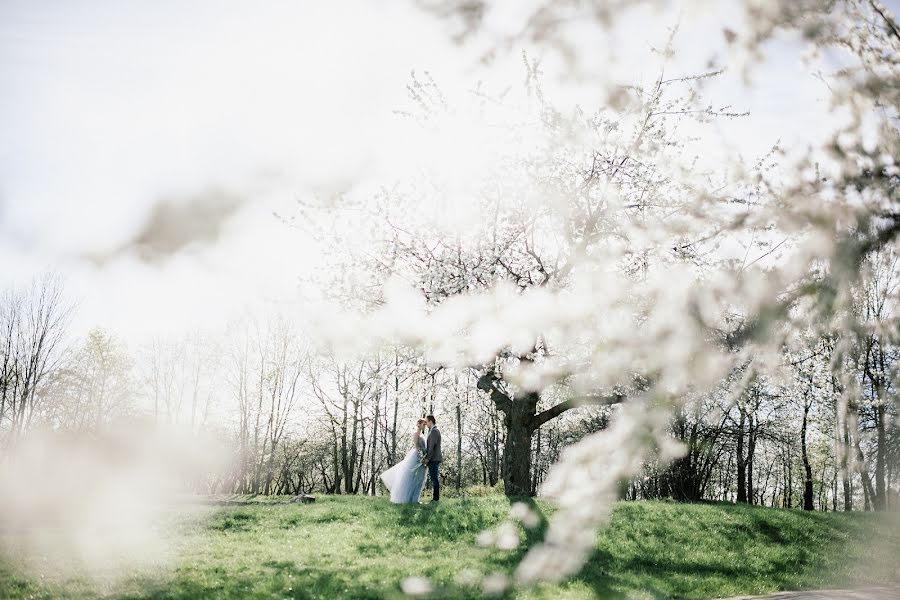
[736,407,747,503]
[370,391,380,496]
[502,391,539,497]
[456,401,463,493]
[801,399,814,511]
[532,425,541,495]
[850,399,876,511]
[747,413,756,505]
[874,400,886,510]
[843,418,853,511]
[391,353,399,464]
[477,367,625,497]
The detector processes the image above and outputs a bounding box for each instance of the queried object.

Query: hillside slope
[1,496,897,599]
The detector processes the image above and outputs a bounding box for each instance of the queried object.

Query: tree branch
[476,369,512,412]
[531,392,626,431]
[870,0,900,44]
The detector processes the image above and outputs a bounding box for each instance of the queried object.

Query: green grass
[1,496,898,599]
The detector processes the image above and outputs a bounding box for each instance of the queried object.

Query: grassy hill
[1,495,898,599]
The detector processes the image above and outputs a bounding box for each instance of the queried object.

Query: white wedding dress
[380,434,427,503]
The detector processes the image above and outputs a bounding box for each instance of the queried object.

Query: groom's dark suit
[424,426,442,501]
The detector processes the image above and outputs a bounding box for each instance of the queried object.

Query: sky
[2,0,894,345]
[0,0,467,339]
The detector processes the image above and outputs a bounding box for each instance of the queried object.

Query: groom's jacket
[425,427,443,463]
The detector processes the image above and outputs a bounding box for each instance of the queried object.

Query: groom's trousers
[427,462,440,501]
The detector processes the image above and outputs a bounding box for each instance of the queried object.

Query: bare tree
[0,274,72,445]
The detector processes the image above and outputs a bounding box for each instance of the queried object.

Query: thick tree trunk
[723,453,733,502]
[736,408,747,503]
[502,392,539,497]
[332,425,342,494]
[349,394,361,494]
[850,401,876,511]
[370,395,379,496]
[456,402,463,493]
[870,344,888,511]
[874,402,886,511]
[489,409,500,486]
[832,472,838,512]
[532,426,541,495]
[341,403,351,494]
[842,419,853,511]
[801,401,814,511]
[391,355,399,464]
[477,366,624,498]
[787,448,793,508]
[747,414,756,505]
[832,374,854,512]
[781,449,788,507]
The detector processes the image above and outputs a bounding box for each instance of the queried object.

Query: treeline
[636,253,900,512]
[0,276,600,498]
[1,273,897,511]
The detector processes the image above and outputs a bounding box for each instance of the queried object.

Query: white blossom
[400,576,432,597]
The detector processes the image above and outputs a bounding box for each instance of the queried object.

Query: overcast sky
[2,0,894,344]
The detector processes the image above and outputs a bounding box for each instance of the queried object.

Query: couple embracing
[380,415,442,504]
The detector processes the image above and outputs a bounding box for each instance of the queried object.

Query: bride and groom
[380,415,442,504]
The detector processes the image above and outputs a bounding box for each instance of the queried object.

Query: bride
[380,419,427,504]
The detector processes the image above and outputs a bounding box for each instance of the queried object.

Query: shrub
[464,482,505,497]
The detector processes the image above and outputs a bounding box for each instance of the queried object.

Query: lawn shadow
[119,558,398,600]
[506,496,548,549]
[497,500,804,599]
[495,496,630,600]
[372,496,512,542]
[368,495,558,598]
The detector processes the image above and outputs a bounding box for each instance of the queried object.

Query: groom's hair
[426,415,436,425]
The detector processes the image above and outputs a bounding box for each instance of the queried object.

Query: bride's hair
[415,418,427,428]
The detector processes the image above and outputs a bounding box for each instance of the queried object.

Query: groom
[421,415,442,503]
